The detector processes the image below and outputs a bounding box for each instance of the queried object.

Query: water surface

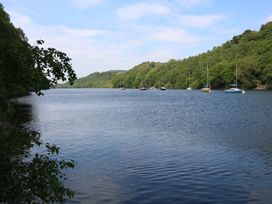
[20,89,272,203]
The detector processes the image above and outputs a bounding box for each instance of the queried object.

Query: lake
[20,89,272,203]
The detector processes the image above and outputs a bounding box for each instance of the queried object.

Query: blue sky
[1,0,272,77]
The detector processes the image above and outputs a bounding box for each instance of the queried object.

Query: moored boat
[224,64,245,94]
[224,88,243,93]
[201,87,211,92]
[160,86,166,90]
[187,70,192,91]
[140,87,147,90]
[201,64,211,93]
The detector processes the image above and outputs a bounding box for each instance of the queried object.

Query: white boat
[224,64,245,94]
[140,87,147,90]
[160,74,166,91]
[201,87,211,92]
[201,64,211,92]
[224,88,243,93]
[119,81,125,90]
[160,86,166,91]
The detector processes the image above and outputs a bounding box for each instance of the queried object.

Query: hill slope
[59,22,272,89]
[58,70,126,88]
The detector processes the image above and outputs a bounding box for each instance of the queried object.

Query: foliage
[0,4,76,98]
[31,40,77,95]
[0,4,77,203]
[58,70,125,88]
[0,4,33,98]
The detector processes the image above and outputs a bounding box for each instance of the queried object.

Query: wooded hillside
[60,22,272,89]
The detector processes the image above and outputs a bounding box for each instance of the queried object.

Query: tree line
[0,4,77,203]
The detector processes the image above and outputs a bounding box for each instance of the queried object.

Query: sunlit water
[20,89,272,203]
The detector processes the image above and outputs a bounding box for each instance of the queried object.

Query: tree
[0,4,77,98]
[0,4,33,98]
[0,4,77,203]
[30,40,76,95]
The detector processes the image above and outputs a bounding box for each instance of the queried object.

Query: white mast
[235,64,238,88]
[207,64,209,88]
[188,71,191,87]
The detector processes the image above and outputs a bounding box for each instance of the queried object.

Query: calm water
[20,89,272,203]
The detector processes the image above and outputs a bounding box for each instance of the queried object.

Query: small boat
[160,74,166,91]
[149,86,156,90]
[119,81,125,90]
[160,86,166,91]
[140,80,147,90]
[187,70,192,91]
[224,64,245,94]
[201,87,211,92]
[140,87,147,90]
[201,64,211,92]
[224,88,243,93]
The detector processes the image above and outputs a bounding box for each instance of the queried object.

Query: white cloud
[7,10,210,78]
[9,10,32,26]
[62,28,104,38]
[8,11,167,77]
[117,2,170,21]
[116,22,200,45]
[8,11,118,77]
[178,14,227,28]
[70,0,104,10]
[9,11,105,41]
[264,15,272,23]
[146,47,182,62]
[178,0,208,7]
[148,28,197,43]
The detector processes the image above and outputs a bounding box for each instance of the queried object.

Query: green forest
[60,22,272,90]
[0,4,77,203]
[58,70,125,88]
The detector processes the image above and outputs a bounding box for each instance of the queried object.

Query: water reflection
[0,101,75,203]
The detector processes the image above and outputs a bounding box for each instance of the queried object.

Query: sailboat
[140,87,147,90]
[201,64,211,92]
[139,81,147,90]
[119,81,125,90]
[160,86,166,90]
[160,74,166,90]
[187,71,192,91]
[224,64,245,94]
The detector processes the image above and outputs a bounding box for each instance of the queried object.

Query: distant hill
[59,22,272,89]
[57,70,126,88]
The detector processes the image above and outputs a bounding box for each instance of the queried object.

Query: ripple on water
[21,89,272,203]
